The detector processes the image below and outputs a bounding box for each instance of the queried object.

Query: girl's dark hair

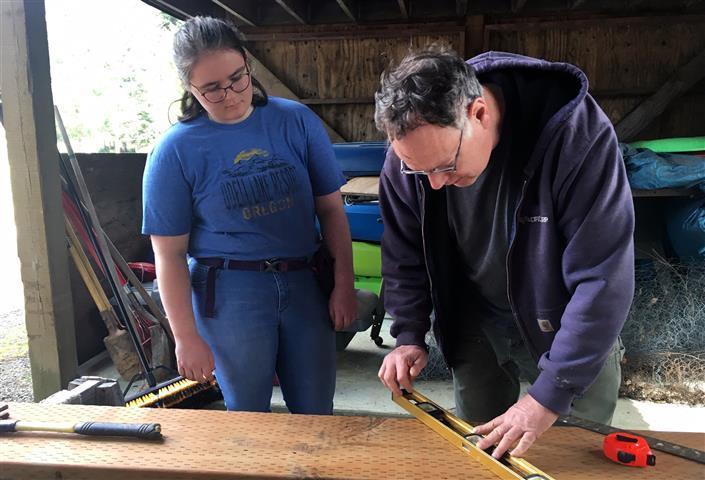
[374,45,482,139]
[173,16,268,122]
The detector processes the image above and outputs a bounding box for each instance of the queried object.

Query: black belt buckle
[263,259,284,272]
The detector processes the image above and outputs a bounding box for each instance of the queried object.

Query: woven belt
[195,257,311,317]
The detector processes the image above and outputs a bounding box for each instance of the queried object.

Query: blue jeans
[189,259,336,414]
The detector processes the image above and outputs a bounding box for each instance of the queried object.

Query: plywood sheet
[0,403,702,480]
[341,177,380,197]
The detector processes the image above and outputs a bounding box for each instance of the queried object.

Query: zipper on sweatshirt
[418,179,435,304]
[418,178,442,355]
[506,178,539,361]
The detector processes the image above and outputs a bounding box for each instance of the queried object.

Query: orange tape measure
[603,432,656,467]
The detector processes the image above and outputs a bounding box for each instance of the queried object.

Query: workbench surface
[0,402,702,479]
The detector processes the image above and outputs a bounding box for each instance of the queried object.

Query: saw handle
[74,421,162,440]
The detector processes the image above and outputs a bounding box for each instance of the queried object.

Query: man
[375,48,634,459]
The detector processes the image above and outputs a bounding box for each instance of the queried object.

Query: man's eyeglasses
[400,122,466,175]
[191,65,251,104]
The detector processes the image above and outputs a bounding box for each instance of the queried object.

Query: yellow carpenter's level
[393,390,555,480]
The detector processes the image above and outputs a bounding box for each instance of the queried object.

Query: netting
[416,257,705,404]
[620,257,705,405]
[417,332,452,381]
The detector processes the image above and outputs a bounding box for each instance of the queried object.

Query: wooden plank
[241,22,465,41]
[300,97,374,105]
[147,4,344,142]
[274,0,308,24]
[336,0,357,21]
[596,92,705,139]
[341,177,380,197]
[0,0,78,399]
[1,403,703,479]
[249,55,345,142]
[283,31,462,141]
[484,13,705,31]
[485,20,705,94]
[465,14,485,58]
[211,0,257,26]
[615,49,705,141]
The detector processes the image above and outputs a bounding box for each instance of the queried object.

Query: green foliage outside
[46,1,183,153]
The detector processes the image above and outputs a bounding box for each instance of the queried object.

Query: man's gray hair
[374,46,482,139]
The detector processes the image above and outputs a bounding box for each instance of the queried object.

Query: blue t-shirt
[142,97,345,260]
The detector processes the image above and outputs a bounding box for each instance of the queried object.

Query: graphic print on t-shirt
[220,148,297,220]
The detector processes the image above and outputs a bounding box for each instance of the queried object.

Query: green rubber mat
[355,275,382,295]
[629,136,705,153]
[353,241,381,277]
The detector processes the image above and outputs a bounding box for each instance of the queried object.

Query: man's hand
[378,345,428,395]
[473,394,559,459]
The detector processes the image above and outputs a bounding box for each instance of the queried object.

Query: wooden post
[464,15,485,59]
[0,0,78,399]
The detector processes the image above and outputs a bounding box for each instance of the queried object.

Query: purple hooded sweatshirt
[379,51,635,415]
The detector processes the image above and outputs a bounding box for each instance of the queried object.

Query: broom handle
[56,106,156,388]
[65,218,120,334]
[105,236,174,343]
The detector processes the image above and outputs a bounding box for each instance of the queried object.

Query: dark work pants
[451,323,624,425]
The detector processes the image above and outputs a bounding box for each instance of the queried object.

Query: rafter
[615,49,705,141]
[336,0,357,21]
[511,0,528,13]
[211,0,256,27]
[398,0,410,19]
[456,0,469,17]
[274,0,308,24]
[570,0,587,8]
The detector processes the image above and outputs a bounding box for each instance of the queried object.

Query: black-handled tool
[0,418,162,440]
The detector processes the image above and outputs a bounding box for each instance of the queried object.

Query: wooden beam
[211,0,256,27]
[0,0,78,400]
[615,49,705,141]
[145,2,344,141]
[484,13,705,31]
[464,15,485,58]
[456,0,469,17]
[274,0,308,24]
[299,97,374,105]
[570,0,587,8]
[241,22,465,41]
[249,56,345,141]
[398,0,410,19]
[336,0,357,21]
[511,0,529,13]
[626,0,648,8]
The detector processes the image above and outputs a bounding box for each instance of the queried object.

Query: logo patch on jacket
[519,215,549,224]
[537,318,555,332]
